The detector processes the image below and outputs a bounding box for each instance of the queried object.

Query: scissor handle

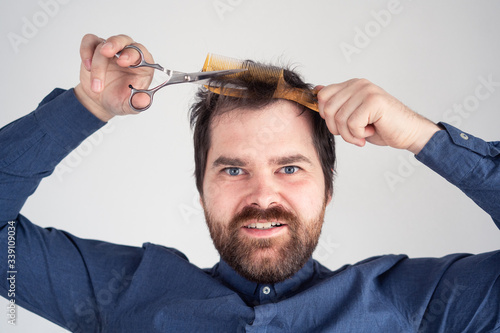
[117,45,165,72]
[116,45,167,112]
[128,84,154,112]
[117,46,245,111]
[129,77,176,112]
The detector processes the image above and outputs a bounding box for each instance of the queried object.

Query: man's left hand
[316,79,441,154]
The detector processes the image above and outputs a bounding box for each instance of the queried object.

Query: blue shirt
[1,89,499,332]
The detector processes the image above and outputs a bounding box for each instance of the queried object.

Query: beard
[204,202,326,284]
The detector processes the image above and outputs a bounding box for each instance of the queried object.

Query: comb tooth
[202,53,318,111]
[244,62,282,83]
[204,53,282,84]
[203,53,243,72]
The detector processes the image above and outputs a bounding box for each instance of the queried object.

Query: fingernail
[102,42,113,51]
[83,59,91,71]
[91,79,102,93]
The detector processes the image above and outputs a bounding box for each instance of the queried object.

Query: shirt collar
[212,258,315,306]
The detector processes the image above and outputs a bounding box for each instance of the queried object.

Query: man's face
[201,100,330,283]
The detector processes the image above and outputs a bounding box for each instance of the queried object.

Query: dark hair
[189,61,336,197]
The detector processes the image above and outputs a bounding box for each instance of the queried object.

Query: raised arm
[0,34,156,331]
[316,79,500,225]
[0,34,154,222]
[317,79,500,332]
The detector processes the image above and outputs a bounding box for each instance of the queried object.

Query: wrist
[407,120,441,155]
[74,84,114,122]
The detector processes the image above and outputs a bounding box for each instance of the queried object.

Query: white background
[1,0,499,331]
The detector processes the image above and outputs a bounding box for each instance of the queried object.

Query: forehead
[208,100,316,160]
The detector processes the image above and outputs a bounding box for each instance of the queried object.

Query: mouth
[244,221,285,230]
[241,219,288,238]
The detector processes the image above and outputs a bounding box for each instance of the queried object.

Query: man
[0,34,499,332]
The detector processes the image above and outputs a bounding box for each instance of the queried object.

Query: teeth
[246,222,282,229]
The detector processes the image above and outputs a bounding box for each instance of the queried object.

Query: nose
[245,172,280,209]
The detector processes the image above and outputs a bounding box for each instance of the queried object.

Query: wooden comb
[202,53,319,112]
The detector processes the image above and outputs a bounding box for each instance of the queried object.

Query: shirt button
[460,133,469,140]
[262,286,271,295]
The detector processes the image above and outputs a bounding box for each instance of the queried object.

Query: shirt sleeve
[0,88,106,222]
[415,122,500,228]
[0,89,142,332]
[385,123,500,331]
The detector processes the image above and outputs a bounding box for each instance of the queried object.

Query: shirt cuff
[415,122,487,185]
[34,88,107,152]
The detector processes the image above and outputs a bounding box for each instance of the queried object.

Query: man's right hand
[74,34,155,122]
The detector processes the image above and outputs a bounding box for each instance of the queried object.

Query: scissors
[116,45,246,111]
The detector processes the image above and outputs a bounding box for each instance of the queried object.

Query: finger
[334,97,367,146]
[313,85,325,93]
[313,85,325,116]
[80,33,104,71]
[317,79,357,119]
[319,80,359,134]
[115,43,149,68]
[335,88,371,139]
[345,99,381,140]
[317,79,358,104]
[99,34,135,58]
[323,110,339,136]
[317,84,340,119]
[323,79,380,146]
[130,91,153,111]
[89,42,111,93]
[336,85,387,146]
[88,35,140,93]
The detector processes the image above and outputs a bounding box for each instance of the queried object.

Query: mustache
[230,205,298,228]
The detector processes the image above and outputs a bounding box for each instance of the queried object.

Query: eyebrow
[271,154,313,166]
[212,156,248,168]
[211,154,313,168]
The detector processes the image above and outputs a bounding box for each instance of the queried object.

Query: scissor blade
[193,68,247,81]
[168,68,247,85]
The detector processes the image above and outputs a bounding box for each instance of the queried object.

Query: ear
[199,196,204,209]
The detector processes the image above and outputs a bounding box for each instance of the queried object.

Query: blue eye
[224,167,243,176]
[281,166,299,174]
